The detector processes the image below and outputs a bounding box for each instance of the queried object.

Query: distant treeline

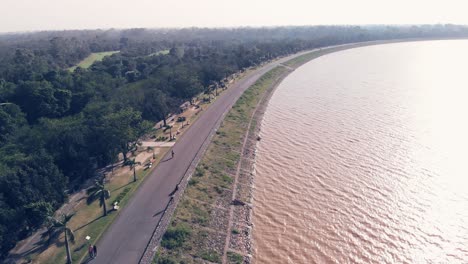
[0,24,467,258]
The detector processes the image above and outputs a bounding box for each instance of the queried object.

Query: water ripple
[252,41,468,264]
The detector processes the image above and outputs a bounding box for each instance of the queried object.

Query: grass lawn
[69,51,119,71]
[282,49,331,68]
[34,148,169,264]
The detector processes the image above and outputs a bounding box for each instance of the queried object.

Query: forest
[0,24,467,259]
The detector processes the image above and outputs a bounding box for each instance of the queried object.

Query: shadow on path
[74,216,104,232]
[7,244,47,262]
[81,256,94,264]
[111,182,133,192]
[161,157,174,163]
[153,209,165,217]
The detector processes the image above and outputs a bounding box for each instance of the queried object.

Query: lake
[252,40,468,263]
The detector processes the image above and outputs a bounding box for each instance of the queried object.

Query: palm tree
[129,158,141,182]
[47,213,75,264]
[87,178,111,216]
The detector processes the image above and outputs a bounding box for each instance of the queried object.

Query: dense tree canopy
[0,25,467,259]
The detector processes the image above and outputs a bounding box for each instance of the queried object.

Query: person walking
[88,245,94,259]
[171,150,175,159]
[93,245,98,258]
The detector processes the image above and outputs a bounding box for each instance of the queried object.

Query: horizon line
[1,23,467,35]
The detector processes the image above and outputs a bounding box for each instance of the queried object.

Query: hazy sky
[1,0,468,33]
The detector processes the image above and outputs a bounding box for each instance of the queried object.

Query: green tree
[87,178,111,216]
[47,213,75,264]
[0,103,26,144]
[101,108,151,163]
[0,80,16,102]
[169,66,204,100]
[128,159,141,182]
[24,201,53,230]
[14,81,72,121]
[39,116,93,184]
[142,89,169,124]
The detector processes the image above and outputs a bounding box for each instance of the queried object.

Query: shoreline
[152,37,466,264]
[5,37,466,264]
[246,37,468,262]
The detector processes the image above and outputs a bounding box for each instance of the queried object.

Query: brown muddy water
[252,40,468,264]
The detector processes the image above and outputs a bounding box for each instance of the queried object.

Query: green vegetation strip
[40,148,169,264]
[154,66,288,264]
[283,42,385,69]
[33,68,239,264]
[69,51,119,71]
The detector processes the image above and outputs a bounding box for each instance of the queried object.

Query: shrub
[161,224,192,249]
[188,178,199,186]
[200,250,221,263]
[227,251,243,264]
[215,130,226,137]
[154,255,177,264]
[192,205,209,225]
[195,167,204,177]
[222,174,233,184]
[214,186,223,194]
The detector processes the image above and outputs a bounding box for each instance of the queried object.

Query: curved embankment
[97,38,448,264]
[250,39,468,264]
[150,39,422,264]
[94,46,328,264]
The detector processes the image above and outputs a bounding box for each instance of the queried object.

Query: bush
[200,250,221,263]
[161,224,192,249]
[195,167,204,177]
[227,251,243,264]
[215,130,226,137]
[214,186,223,194]
[192,205,209,225]
[222,174,233,184]
[154,255,177,264]
[188,178,199,186]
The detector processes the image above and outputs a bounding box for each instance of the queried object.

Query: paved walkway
[90,52,313,264]
[5,39,449,264]
[140,141,175,147]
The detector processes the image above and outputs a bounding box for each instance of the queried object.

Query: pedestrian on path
[171,150,175,159]
[88,245,94,259]
[93,245,98,258]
